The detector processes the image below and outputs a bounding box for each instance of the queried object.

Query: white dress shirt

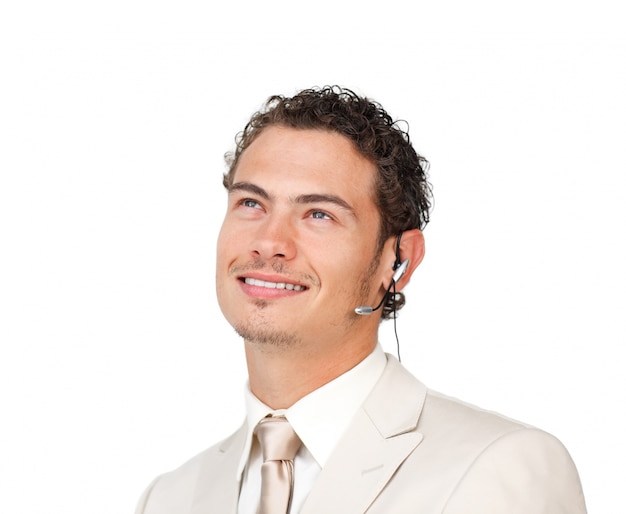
[237,345,387,514]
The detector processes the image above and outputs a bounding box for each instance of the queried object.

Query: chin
[234,322,302,348]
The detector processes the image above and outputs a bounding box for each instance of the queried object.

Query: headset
[353,259,409,315]
[354,233,407,361]
[354,233,407,316]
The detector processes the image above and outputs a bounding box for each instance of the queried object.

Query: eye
[310,210,332,220]
[241,198,262,209]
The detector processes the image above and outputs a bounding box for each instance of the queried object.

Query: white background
[1,1,624,512]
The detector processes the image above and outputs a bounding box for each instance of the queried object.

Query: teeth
[244,278,304,291]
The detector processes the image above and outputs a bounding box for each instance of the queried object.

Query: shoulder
[420,388,530,439]
[371,360,586,513]
[441,422,587,513]
[411,389,586,513]
[135,427,245,514]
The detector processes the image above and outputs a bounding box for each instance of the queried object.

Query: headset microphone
[354,259,410,315]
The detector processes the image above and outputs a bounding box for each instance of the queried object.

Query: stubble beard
[234,298,302,348]
[233,251,382,349]
[234,322,302,349]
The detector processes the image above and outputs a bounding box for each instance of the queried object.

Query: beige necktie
[254,416,302,514]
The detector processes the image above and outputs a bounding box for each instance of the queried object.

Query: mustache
[229,258,320,287]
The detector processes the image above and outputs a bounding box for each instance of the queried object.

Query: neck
[245,336,377,409]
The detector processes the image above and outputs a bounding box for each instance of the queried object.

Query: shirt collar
[237,344,387,479]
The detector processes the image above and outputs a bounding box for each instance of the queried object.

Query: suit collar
[363,354,427,438]
[300,355,427,514]
[188,356,427,514]
[190,423,247,514]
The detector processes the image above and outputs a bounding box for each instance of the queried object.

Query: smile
[243,277,306,291]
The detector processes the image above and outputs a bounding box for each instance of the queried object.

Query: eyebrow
[295,193,355,216]
[229,182,356,217]
[229,182,270,199]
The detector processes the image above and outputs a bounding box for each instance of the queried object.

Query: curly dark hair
[223,86,432,319]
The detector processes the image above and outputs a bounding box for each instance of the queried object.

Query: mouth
[241,277,307,291]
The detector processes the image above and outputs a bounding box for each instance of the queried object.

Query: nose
[250,215,297,261]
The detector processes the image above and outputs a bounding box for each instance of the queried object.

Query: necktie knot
[255,416,301,462]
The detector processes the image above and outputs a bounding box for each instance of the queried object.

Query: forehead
[234,126,378,200]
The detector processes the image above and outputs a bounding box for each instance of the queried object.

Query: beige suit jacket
[136,356,586,513]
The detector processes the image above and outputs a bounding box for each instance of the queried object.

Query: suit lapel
[190,423,247,514]
[300,356,427,514]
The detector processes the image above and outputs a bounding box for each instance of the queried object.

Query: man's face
[216,126,392,355]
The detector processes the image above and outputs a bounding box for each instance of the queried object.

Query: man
[136,86,586,513]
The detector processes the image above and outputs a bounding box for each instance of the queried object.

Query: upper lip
[238,272,308,289]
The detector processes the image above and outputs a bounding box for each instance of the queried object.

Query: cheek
[216,222,238,264]
[215,243,234,290]
[323,251,375,297]
[215,230,236,308]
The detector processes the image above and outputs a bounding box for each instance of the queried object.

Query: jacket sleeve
[442,428,586,514]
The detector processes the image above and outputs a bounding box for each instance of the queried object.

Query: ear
[393,229,425,291]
